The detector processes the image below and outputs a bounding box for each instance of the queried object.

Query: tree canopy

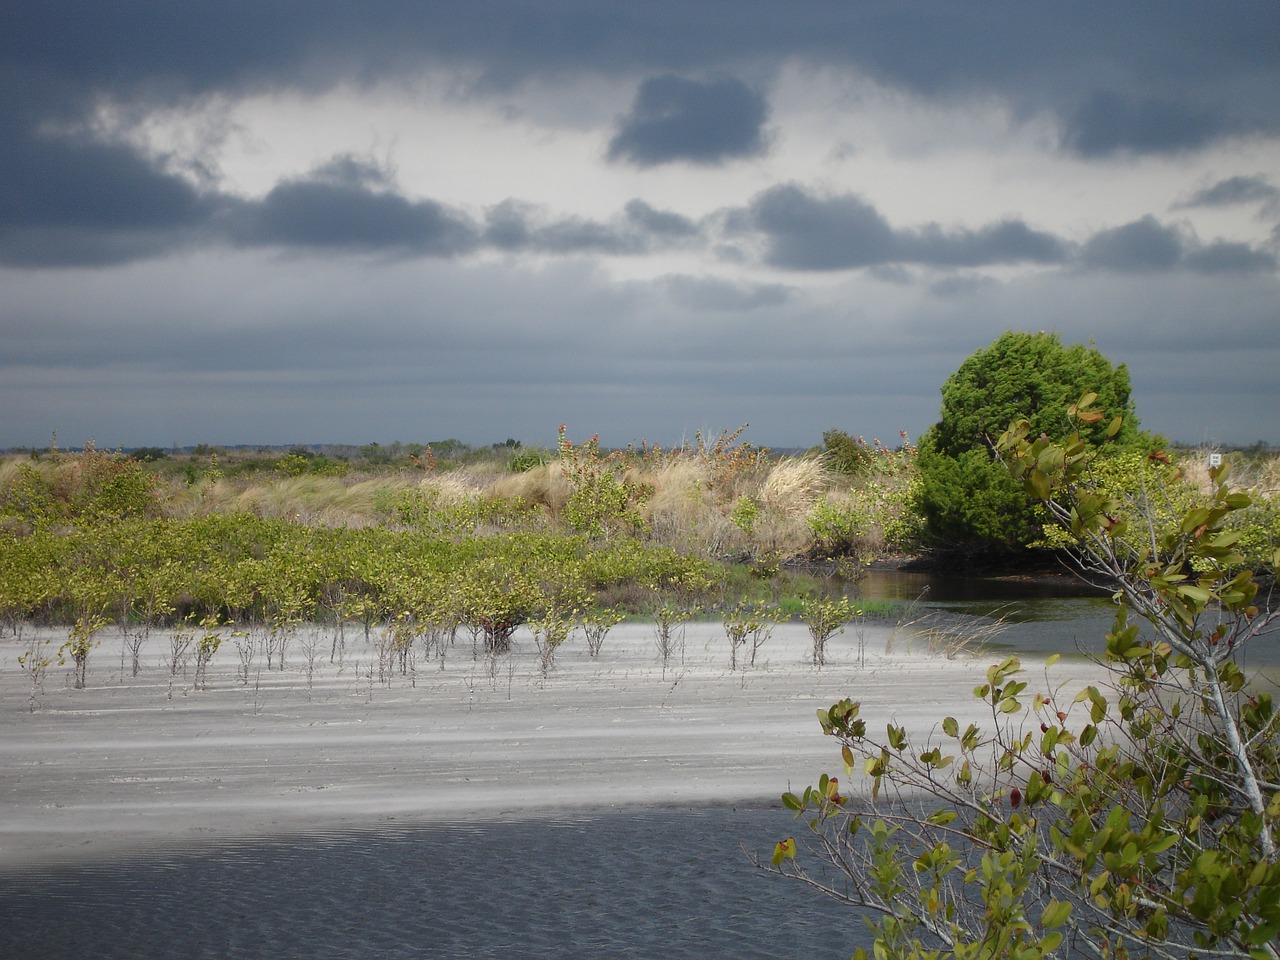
[917,331,1142,552]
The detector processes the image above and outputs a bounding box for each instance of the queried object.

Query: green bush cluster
[0,446,158,530]
[0,515,716,645]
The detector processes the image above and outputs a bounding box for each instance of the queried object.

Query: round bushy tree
[916,331,1140,552]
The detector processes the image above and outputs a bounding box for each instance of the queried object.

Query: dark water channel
[1,807,865,960]
[855,568,1280,669]
[856,567,1120,661]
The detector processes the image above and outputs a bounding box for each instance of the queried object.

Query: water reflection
[853,569,1279,667]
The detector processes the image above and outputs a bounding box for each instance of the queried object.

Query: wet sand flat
[0,621,1104,867]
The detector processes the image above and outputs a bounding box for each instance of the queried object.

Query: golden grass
[0,446,911,563]
[162,475,416,525]
[758,457,827,514]
[489,462,573,513]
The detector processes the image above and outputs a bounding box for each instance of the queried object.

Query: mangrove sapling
[723,601,753,671]
[168,627,194,676]
[192,623,224,691]
[318,582,350,664]
[581,607,624,658]
[421,621,451,671]
[652,597,697,679]
[350,595,381,649]
[388,614,417,676]
[298,631,321,700]
[374,627,395,686]
[234,632,257,685]
[799,595,857,668]
[749,604,777,668]
[266,622,292,671]
[120,628,147,679]
[723,600,779,671]
[18,634,53,712]
[166,626,194,699]
[532,609,576,678]
[62,614,108,689]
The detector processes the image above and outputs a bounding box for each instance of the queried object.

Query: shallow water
[0,807,867,960]
[858,569,1280,668]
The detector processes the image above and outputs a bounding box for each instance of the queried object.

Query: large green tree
[916,331,1141,552]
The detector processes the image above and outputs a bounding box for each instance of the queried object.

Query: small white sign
[1209,452,1223,467]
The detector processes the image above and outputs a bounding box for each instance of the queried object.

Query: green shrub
[916,331,1144,553]
[509,448,552,472]
[805,495,869,555]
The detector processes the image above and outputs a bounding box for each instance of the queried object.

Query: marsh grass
[886,601,1011,659]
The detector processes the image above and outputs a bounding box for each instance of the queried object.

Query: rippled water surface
[1,807,868,960]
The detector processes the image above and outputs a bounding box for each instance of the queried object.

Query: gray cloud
[2,1,1279,450]
[624,200,700,238]
[659,275,793,312]
[238,178,481,256]
[749,185,897,269]
[903,221,1069,268]
[1081,216,1185,271]
[0,116,219,266]
[3,2,1278,268]
[7,2,1277,156]
[1176,175,1279,210]
[1081,216,1278,274]
[1183,241,1278,275]
[1060,91,1231,157]
[484,198,698,256]
[607,75,769,167]
[745,184,1068,271]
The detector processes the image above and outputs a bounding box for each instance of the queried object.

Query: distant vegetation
[1,335,1276,662]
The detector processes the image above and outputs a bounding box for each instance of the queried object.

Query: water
[856,568,1280,668]
[856,568,1120,660]
[0,807,867,960]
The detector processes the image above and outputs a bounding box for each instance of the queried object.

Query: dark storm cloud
[1060,92,1230,157]
[235,157,481,255]
[1081,217,1184,272]
[904,221,1069,268]
[745,184,1068,271]
[0,114,220,266]
[3,1,1278,267]
[1080,216,1278,274]
[240,180,480,255]
[748,185,897,270]
[607,75,769,167]
[1176,175,1280,209]
[7,2,1277,154]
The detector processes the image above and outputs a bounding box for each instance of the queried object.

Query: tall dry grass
[0,445,921,562]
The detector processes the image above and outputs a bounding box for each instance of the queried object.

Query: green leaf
[1177,584,1211,606]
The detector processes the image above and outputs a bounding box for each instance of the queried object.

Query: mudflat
[0,621,1101,867]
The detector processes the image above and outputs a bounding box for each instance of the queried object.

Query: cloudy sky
[3,2,1278,451]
